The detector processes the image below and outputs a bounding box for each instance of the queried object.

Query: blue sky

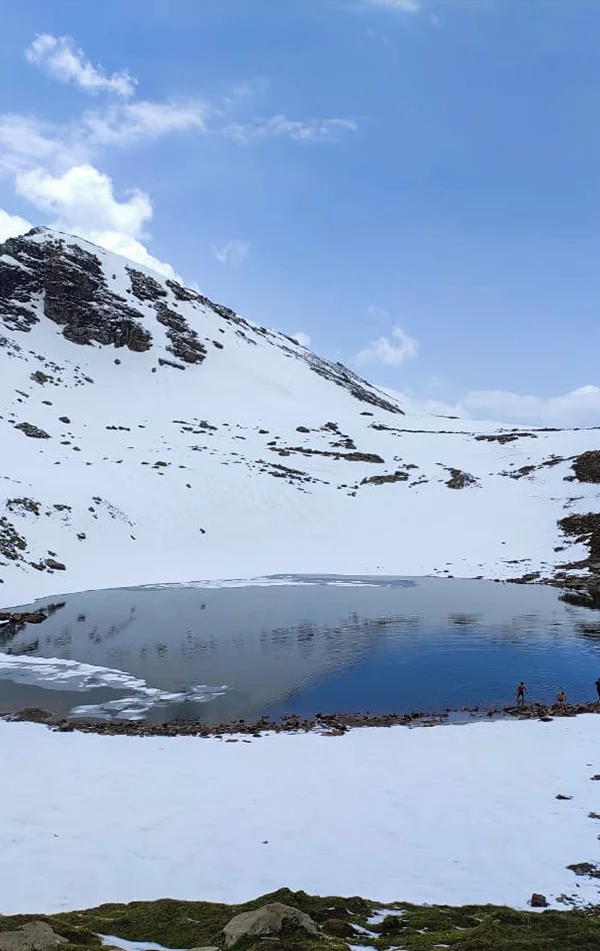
[1,0,600,426]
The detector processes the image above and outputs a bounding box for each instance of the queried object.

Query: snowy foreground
[1,716,600,914]
[1,228,599,605]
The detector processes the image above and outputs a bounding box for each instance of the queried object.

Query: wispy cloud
[355,307,419,366]
[361,0,422,11]
[82,100,210,149]
[222,115,358,145]
[212,239,250,267]
[356,326,419,366]
[25,34,137,98]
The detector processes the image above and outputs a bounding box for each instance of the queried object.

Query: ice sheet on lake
[0,651,227,719]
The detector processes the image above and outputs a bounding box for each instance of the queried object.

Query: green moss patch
[0,889,598,951]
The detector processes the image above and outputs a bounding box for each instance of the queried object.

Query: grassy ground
[1,888,600,951]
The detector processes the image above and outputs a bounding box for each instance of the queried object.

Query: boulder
[222,903,319,948]
[0,922,67,951]
[530,893,548,908]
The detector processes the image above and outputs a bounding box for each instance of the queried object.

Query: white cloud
[386,384,600,428]
[16,165,151,235]
[26,34,136,98]
[94,231,179,280]
[0,114,82,175]
[14,164,177,279]
[0,208,32,243]
[292,331,311,348]
[0,33,357,282]
[212,239,251,267]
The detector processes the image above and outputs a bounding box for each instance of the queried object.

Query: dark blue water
[1,576,600,722]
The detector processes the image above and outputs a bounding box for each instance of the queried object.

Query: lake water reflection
[1,576,600,722]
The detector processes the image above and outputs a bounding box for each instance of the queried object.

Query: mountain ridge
[0,227,599,605]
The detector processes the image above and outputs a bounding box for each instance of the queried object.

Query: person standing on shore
[595,678,600,701]
[516,681,527,705]
[557,690,566,706]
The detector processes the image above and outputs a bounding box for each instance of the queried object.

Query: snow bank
[1,716,600,914]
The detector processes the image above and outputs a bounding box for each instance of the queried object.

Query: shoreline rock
[4,700,600,739]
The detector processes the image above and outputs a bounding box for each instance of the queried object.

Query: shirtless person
[516,681,526,705]
[556,690,566,706]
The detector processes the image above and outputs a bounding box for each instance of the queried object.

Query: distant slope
[1,228,599,604]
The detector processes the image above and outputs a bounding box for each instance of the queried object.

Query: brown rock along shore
[3,701,600,738]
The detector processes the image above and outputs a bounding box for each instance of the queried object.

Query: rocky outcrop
[572,450,600,484]
[127,267,167,302]
[154,302,206,365]
[0,922,67,951]
[0,516,27,561]
[222,903,319,948]
[0,231,152,353]
[14,422,50,439]
[445,467,478,489]
[361,470,409,486]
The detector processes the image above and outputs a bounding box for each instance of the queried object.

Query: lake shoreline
[4,698,600,737]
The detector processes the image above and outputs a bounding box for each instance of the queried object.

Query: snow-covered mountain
[1,227,598,605]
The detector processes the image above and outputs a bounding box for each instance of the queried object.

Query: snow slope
[1,716,600,913]
[1,227,599,605]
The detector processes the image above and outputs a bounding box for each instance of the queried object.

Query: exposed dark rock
[0,517,27,561]
[166,278,205,303]
[530,894,548,908]
[568,862,600,878]
[30,370,51,385]
[158,357,185,370]
[14,422,50,438]
[155,301,207,365]
[301,352,404,414]
[6,497,41,517]
[445,467,478,489]
[127,267,167,301]
[572,451,600,484]
[45,557,66,571]
[559,512,600,561]
[0,610,47,625]
[0,232,153,352]
[361,470,409,486]
[271,444,384,464]
[476,432,537,444]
